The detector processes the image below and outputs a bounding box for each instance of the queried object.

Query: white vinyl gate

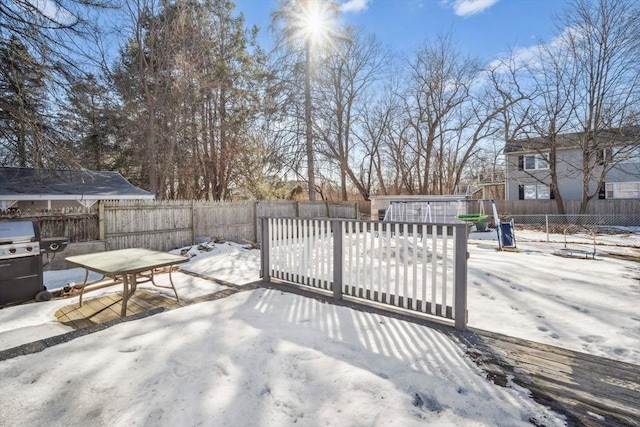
[260,218,468,330]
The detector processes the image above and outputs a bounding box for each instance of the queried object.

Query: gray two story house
[504,127,640,201]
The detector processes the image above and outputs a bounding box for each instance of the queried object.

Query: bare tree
[401,34,480,194]
[354,85,400,197]
[271,0,344,201]
[560,0,640,212]
[313,28,390,201]
[510,39,581,213]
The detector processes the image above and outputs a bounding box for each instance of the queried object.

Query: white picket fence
[260,218,468,330]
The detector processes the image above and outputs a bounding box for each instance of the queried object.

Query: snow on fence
[260,217,468,330]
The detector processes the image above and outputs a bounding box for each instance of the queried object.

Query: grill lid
[0,221,38,244]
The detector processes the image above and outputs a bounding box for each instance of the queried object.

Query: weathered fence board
[100,200,359,251]
[0,210,98,243]
[194,201,256,243]
[36,215,99,242]
[103,200,192,251]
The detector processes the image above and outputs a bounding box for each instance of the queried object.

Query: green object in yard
[456,214,489,222]
[474,221,488,232]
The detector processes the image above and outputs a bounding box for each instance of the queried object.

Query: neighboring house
[504,127,640,201]
[0,167,154,211]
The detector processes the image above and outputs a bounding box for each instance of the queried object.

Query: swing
[455,200,488,222]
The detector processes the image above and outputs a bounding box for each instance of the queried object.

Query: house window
[522,155,548,170]
[598,146,640,164]
[524,185,536,199]
[520,184,551,200]
[605,182,640,199]
[537,184,551,199]
[596,148,613,164]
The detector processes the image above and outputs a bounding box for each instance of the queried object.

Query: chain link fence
[507,214,639,246]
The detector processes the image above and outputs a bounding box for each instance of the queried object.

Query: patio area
[54,290,186,329]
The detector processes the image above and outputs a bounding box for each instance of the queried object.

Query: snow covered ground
[0,287,565,427]
[0,230,638,426]
[466,234,639,364]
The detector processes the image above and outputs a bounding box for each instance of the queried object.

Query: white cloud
[340,0,370,14]
[452,0,499,17]
[487,26,578,72]
[32,0,76,25]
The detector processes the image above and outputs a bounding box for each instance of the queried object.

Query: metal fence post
[454,224,468,331]
[332,220,343,302]
[260,217,270,282]
[546,214,549,243]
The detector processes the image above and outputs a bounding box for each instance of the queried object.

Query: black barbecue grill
[0,221,68,306]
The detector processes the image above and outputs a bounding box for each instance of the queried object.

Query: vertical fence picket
[319,220,325,288]
[421,232,428,313]
[377,223,384,302]
[441,226,448,315]
[411,224,418,310]
[344,221,350,293]
[394,224,400,307]
[431,229,438,315]
[402,223,409,308]
[303,220,310,285]
[385,227,392,304]
[278,218,285,281]
[370,222,376,301]
[295,219,301,282]
[310,219,316,287]
[272,218,278,280]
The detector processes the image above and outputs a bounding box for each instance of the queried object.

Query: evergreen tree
[0,36,49,167]
[113,0,268,199]
[64,73,120,170]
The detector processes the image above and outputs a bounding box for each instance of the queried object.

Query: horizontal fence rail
[261,217,468,330]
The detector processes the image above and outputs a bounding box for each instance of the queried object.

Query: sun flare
[298,0,336,46]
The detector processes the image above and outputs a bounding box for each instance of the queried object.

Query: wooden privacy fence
[260,217,469,331]
[0,210,98,243]
[101,200,359,251]
[101,200,193,251]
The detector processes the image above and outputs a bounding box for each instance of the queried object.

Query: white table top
[65,248,189,276]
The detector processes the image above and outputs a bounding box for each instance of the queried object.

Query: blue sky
[234,0,569,63]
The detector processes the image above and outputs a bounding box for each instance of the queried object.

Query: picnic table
[65,248,189,317]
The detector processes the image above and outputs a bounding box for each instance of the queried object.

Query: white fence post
[332,220,343,302]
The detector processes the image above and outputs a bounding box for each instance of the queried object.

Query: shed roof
[0,167,154,201]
